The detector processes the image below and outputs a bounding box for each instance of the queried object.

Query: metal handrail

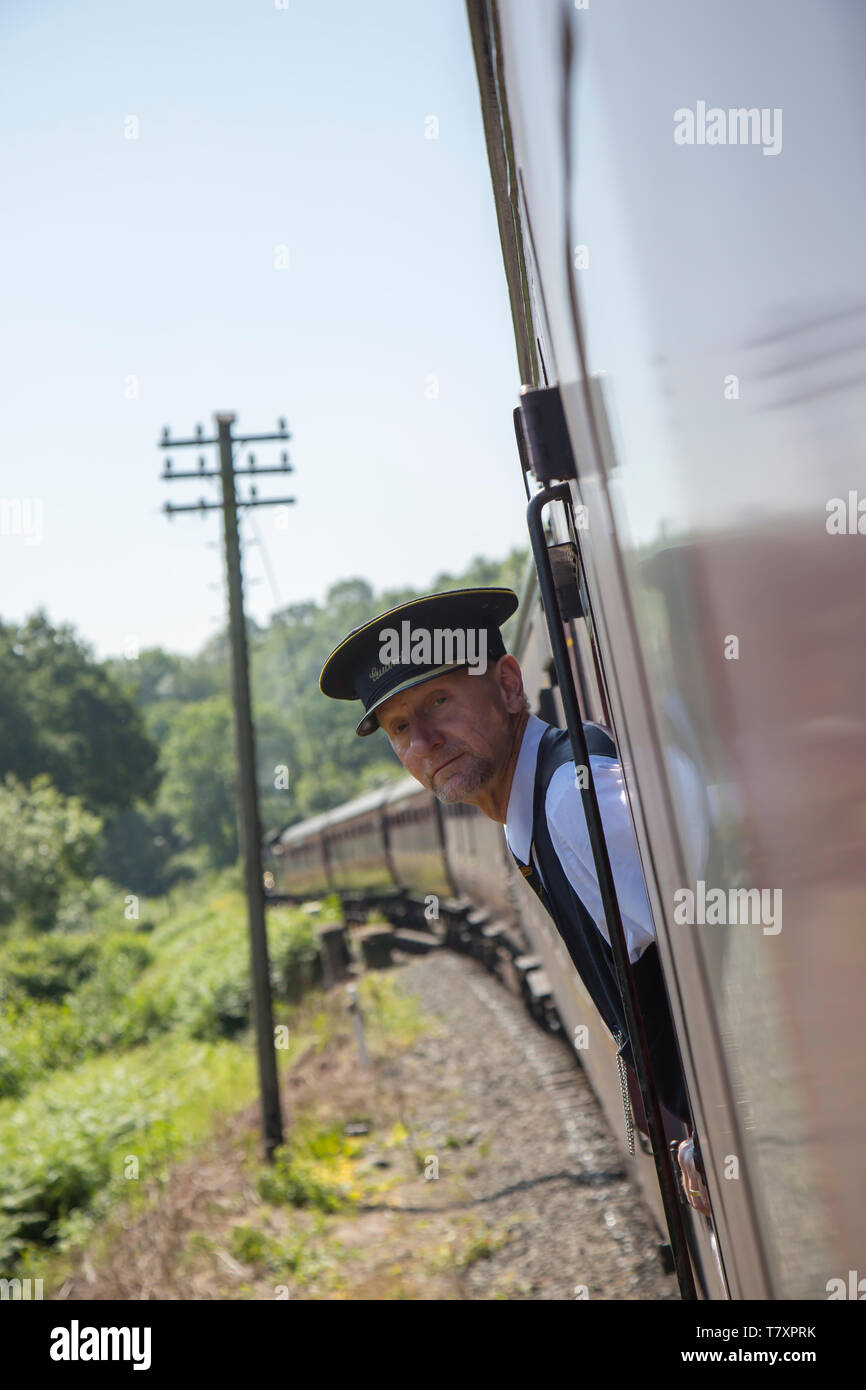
[527,482,698,1301]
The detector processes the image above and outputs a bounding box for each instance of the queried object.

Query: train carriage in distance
[321,789,394,898]
[268,809,331,900]
[384,778,453,903]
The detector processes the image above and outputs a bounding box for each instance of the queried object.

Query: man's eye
[433,695,447,706]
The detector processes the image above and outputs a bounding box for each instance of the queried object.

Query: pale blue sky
[0,0,527,659]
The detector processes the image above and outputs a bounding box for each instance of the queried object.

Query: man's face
[376,659,519,803]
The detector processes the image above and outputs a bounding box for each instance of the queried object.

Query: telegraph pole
[159,412,295,1160]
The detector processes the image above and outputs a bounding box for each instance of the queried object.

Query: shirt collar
[505,713,549,864]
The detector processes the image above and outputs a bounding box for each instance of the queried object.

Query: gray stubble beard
[431,752,495,804]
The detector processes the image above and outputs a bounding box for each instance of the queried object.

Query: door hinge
[513,384,577,483]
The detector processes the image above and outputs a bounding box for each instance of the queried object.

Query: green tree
[0,613,160,816]
[157,696,298,866]
[158,697,239,868]
[0,775,102,930]
[106,647,222,708]
[94,806,190,897]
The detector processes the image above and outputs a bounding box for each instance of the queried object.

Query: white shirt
[504,714,655,964]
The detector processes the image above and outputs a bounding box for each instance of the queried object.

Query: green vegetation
[0,774,104,931]
[0,550,527,1289]
[0,1033,257,1267]
[0,877,318,1271]
[109,546,530,875]
[355,971,432,1054]
[229,1224,317,1279]
[0,549,528,897]
[0,879,318,1103]
[258,1123,367,1214]
[0,612,159,816]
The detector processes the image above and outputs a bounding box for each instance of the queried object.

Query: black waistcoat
[508,722,689,1124]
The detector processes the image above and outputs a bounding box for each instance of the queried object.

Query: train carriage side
[505,568,680,1238]
[384,777,453,901]
[438,798,516,927]
[466,0,866,1298]
[270,809,332,899]
[321,786,395,896]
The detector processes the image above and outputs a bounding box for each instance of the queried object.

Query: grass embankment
[50,969,518,1301]
[2,880,519,1299]
[0,874,324,1277]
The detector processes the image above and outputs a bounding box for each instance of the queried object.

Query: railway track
[386,945,679,1299]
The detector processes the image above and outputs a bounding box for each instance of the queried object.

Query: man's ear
[495,655,526,714]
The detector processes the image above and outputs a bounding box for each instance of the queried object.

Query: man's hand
[677,1134,711,1215]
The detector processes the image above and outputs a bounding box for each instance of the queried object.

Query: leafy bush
[257,1125,363,1213]
[1,933,101,1002]
[0,892,317,1099]
[0,883,321,1269]
[0,1037,255,1266]
[0,775,102,930]
[128,894,319,1042]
